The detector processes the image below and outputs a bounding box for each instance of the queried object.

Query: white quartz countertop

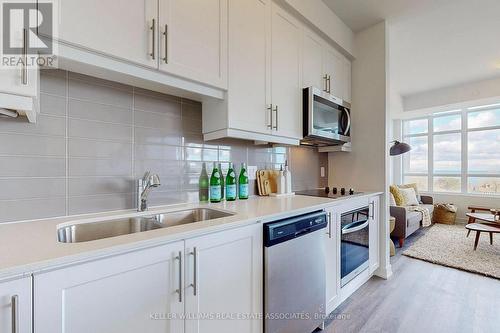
[0,192,381,281]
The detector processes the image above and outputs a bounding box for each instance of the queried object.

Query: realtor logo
[1,0,57,68]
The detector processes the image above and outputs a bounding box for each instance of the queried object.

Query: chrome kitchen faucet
[137,171,161,212]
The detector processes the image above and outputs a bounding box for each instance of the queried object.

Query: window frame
[401,107,500,196]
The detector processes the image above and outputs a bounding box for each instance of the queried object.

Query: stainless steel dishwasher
[264,210,327,333]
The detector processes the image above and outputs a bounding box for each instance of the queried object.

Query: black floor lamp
[390,141,411,156]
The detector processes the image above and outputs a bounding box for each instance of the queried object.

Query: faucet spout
[137,172,161,212]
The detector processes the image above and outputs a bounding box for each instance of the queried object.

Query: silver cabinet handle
[369,202,375,219]
[327,75,331,93]
[21,28,28,85]
[323,74,328,92]
[175,251,182,303]
[189,247,197,296]
[272,105,278,130]
[342,220,369,234]
[11,295,19,333]
[162,24,168,64]
[326,212,333,238]
[267,104,273,129]
[150,18,156,60]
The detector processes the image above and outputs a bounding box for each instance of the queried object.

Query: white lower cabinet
[184,224,263,333]
[369,196,380,273]
[324,207,340,313]
[34,242,185,333]
[0,276,32,333]
[34,224,263,333]
[324,195,381,314]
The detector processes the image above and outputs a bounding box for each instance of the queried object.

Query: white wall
[400,76,500,114]
[328,21,391,278]
[328,21,387,192]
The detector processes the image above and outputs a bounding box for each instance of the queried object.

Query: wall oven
[340,206,370,287]
[302,86,351,146]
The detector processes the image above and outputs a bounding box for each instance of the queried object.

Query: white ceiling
[323,0,500,99]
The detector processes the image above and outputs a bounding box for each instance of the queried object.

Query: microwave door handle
[343,108,351,135]
[342,220,369,235]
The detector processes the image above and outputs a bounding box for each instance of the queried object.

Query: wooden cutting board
[257,170,280,196]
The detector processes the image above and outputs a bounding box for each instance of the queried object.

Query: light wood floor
[322,229,500,333]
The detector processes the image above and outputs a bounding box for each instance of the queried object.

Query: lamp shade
[390,141,411,156]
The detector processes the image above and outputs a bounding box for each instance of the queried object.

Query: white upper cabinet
[301,28,352,102]
[203,0,301,145]
[58,0,158,68]
[225,0,271,135]
[0,276,32,333]
[324,45,344,99]
[184,224,262,333]
[34,242,185,333]
[343,58,352,102]
[0,0,39,121]
[302,29,325,90]
[158,0,228,89]
[270,2,302,140]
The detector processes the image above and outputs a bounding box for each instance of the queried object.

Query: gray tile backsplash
[0,69,327,223]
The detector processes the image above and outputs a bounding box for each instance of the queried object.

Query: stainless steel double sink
[57,208,234,243]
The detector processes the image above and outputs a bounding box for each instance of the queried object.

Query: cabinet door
[271,3,302,139]
[0,0,37,97]
[324,208,340,313]
[302,29,325,91]
[324,46,343,98]
[159,0,228,88]
[0,276,32,333]
[57,0,157,68]
[227,0,272,135]
[343,58,352,103]
[34,242,185,333]
[369,196,380,273]
[185,224,263,333]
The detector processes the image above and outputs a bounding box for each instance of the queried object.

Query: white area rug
[403,224,500,279]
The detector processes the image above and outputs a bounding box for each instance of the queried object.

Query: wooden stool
[465,223,500,251]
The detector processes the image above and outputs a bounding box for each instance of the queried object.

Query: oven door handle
[342,220,369,235]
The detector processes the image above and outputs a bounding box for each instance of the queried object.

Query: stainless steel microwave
[302,86,351,146]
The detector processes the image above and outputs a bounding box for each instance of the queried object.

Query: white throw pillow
[400,187,419,206]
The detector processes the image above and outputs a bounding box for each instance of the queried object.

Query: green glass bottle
[218,163,225,201]
[209,162,222,203]
[199,162,209,202]
[225,162,237,201]
[238,162,249,200]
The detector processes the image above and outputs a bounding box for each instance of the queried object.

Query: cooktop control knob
[349,188,354,195]
[332,187,338,194]
[340,188,346,195]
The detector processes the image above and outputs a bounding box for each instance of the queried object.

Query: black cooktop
[296,187,362,199]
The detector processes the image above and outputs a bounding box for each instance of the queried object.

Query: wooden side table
[389,216,396,256]
[465,223,500,250]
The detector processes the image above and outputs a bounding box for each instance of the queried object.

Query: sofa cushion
[407,211,422,227]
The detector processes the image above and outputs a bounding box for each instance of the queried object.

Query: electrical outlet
[247,165,257,180]
[320,167,325,178]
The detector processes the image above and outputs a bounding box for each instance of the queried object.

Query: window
[401,105,500,195]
